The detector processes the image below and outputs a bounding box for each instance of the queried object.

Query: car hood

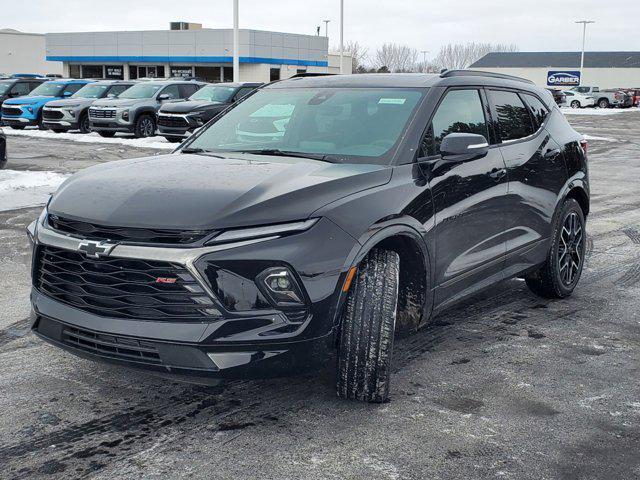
[4,96,55,105]
[48,153,391,230]
[91,98,145,108]
[160,100,226,114]
[46,98,94,108]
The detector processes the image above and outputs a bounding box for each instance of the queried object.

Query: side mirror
[63,90,73,97]
[440,133,489,161]
[157,93,172,101]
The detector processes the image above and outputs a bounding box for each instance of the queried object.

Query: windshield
[117,83,162,99]
[186,87,425,164]
[71,84,110,99]
[29,83,65,97]
[0,82,13,95]
[189,85,236,103]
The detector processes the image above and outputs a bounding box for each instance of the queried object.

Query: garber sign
[547,71,581,87]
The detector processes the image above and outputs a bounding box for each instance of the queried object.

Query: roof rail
[440,69,535,85]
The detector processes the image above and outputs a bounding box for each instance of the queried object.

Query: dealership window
[105,65,124,80]
[69,64,81,78]
[489,90,535,142]
[81,65,104,79]
[296,68,306,74]
[270,68,281,82]
[223,67,233,82]
[131,65,165,79]
[421,89,488,157]
[170,66,193,78]
[194,66,219,83]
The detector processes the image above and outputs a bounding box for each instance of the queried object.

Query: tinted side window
[107,85,130,97]
[421,89,488,157]
[160,84,181,99]
[11,82,31,96]
[489,90,535,142]
[63,83,84,95]
[178,84,199,98]
[522,94,549,128]
[234,87,255,101]
[29,82,43,91]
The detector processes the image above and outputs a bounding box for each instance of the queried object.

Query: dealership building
[0,29,62,76]
[470,51,640,89]
[44,23,351,83]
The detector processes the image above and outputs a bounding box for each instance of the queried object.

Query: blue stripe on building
[46,56,329,67]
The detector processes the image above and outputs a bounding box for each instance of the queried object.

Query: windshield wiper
[235,149,337,163]
[181,147,225,159]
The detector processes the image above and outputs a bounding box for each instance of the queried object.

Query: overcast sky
[6,0,640,61]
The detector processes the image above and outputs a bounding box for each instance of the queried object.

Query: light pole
[233,0,240,82]
[339,0,344,74]
[575,20,594,85]
[323,20,330,38]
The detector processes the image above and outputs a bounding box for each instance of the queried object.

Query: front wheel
[571,100,581,109]
[336,249,400,403]
[134,114,156,138]
[598,99,610,109]
[78,112,90,134]
[526,199,585,298]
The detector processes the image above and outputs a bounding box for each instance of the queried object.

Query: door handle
[544,148,561,159]
[488,168,507,180]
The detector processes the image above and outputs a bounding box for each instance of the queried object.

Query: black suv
[29,72,589,402]
[157,82,262,142]
[0,77,47,105]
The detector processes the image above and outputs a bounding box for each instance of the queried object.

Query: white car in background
[562,90,596,108]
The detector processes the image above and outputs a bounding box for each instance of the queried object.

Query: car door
[487,89,567,276]
[418,88,509,306]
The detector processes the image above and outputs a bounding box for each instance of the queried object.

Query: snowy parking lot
[1,109,639,479]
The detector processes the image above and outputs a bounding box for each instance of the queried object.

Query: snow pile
[0,169,69,212]
[3,128,176,150]
[560,107,640,116]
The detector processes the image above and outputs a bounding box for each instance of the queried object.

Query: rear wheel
[97,131,116,138]
[134,114,156,138]
[598,98,610,109]
[78,112,90,134]
[37,113,46,130]
[571,100,581,109]
[526,199,585,298]
[337,249,400,403]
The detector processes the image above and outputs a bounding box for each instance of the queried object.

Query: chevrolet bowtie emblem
[77,240,116,259]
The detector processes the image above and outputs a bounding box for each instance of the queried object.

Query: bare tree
[374,43,420,73]
[345,41,369,72]
[432,42,519,71]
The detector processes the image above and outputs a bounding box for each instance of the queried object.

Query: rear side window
[522,94,549,128]
[422,89,488,157]
[160,84,181,99]
[489,90,535,142]
[11,82,31,96]
[107,85,130,97]
[178,84,199,98]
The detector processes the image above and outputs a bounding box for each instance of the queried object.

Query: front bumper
[42,107,79,130]
[2,116,38,127]
[30,216,356,382]
[157,113,200,137]
[89,120,134,133]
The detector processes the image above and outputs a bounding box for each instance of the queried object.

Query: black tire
[571,100,581,109]
[165,136,183,143]
[78,112,90,134]
[337,249,400,403]
[598,98,609,109]
[10,125,25,130]
[526,198,585,298]
[97,131,116,138]
[134,114,156,138]
[37,113,46,130]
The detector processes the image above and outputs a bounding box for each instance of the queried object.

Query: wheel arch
[340,221,433,333]
[564,184,590,216]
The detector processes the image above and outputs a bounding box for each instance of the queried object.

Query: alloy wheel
[141,118,154,137]
[558,212,584,286]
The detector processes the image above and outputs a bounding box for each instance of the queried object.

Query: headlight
[207,219,318,244]
[27,206,48,245]
[188,112,204,126]
[122,110,129,120]
[27,107,33,113]
[64,108,76,117]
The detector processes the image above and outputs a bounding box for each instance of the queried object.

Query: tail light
[580,139,588,156]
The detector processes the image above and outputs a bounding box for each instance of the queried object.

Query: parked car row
[547,85,638,109]
[1,77,263,141]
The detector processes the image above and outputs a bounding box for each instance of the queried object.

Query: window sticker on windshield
[378,98,406,105]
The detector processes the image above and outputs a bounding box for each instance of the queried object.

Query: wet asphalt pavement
[0,114,639,480]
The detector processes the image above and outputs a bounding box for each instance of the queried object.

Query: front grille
[2,106,22,116]
[48,215,210,245]
[158,114,189,128]
[36,245,220,321]
[43,109,64,120]
[62,326,162,364]
[89,108,116,119]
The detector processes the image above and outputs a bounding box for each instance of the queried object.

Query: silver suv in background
[42,81,135,133]
[88,80,206,138]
